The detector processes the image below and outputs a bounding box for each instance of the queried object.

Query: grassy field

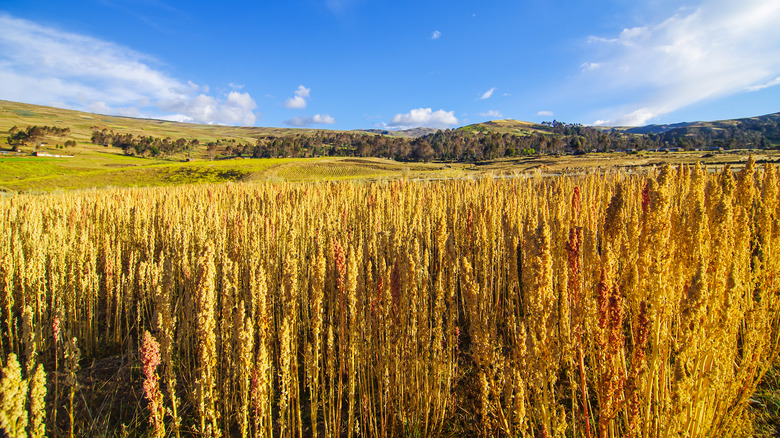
[476,149,780,174]
[4,150,777,193]
[0,154,476,192]
[3,148,778,193]
[2,99,779,194]
[0,100,476,192]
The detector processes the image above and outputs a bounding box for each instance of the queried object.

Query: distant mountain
[668,112,780,133]
[622,113,780,138]
[623,122,696,135]
[645,112,780,149]
[470,113,780,149]
[357,127,439,138]
[458,119,554,135]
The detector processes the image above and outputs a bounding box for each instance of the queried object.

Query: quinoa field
[1,160,779,437]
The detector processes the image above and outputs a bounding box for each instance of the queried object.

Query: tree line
[110,120,780,162]
[238,125,722,162]
[91,129,200,158]
[6,125,73,151]
[232,118,779,162]
[12,114,779,162]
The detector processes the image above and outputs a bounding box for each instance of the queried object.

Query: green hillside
[0,99,373,147]
[0,101,464,192]
[2,100,779,193]
[458,119,555,136]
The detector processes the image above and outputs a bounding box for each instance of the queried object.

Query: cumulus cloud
[479,87,496,100]
[479,110,503,118]
[284,85,311,109]
[155,92,257,126]
[284,114,335,127]
[581,0,780,126]
[0,14,258,125]
[158,91,257,126]
[432,30,441,40]
[284,96,306,109]
[388,108,458,129]
[537,110,554,117]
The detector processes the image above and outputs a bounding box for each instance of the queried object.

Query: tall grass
[0,161,779,437]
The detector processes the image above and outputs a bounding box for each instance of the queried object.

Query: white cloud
[432,30,441,40]
[479,87,496,100]
[284,96,306,109]
[388,108,459,129]
[580,62,601,71]
[295,85,311,98]
[284,114,335,127]
[537,110,554,117]
[284,85,311,109]
[0,14,258,125]
[582,0,780,125]
[158,91,257,126]
[480,110,503,118]
[312,113,334,124]
[222,91,259,125]
[747,76,780,92]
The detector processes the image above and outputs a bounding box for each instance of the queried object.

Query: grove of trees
[6,125,71,151]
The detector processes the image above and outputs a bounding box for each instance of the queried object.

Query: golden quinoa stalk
[253,264,274,438]
[279,233,301,438]
[140,330,165,438]
[195,242,219,437]
[237,303,254,438]
[28,362,47,438]
[307,239,326,438]
[21,305,35,373]
[522,212,558,437]
[158,255,181,438]
[0,353,28,438]
[626,301,649,437]
[64,336,79,438]
[217,255,235,429]
[566,186,592,438]
[346,246,359,438]
[637,166,674,436]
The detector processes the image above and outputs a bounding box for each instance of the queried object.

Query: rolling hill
[457,119,555,136]
[0,99,378,146]
[1,99,779,193]
[356,127,439,138]
[622,113,780,138]
[3,99,779,152]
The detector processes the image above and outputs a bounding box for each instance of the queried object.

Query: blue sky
[1,0,779,129]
